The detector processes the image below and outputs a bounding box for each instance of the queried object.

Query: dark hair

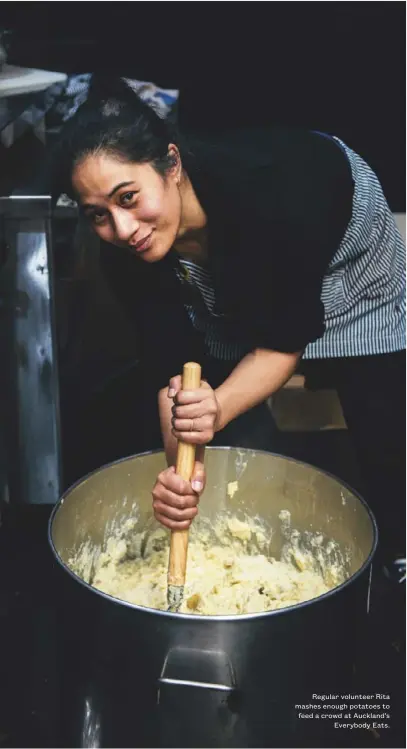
[52,75,181,199]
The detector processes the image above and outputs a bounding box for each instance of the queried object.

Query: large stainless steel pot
[49,448,377,748]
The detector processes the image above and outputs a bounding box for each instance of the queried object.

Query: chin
[140,238,172,264]
[139,252,162,264]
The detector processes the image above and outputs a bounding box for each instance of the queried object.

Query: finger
[156,468,191,495]
[171,428,209,445]
[175,388,209,406]
[172,417,197,433]
[172,415,215,435]
[191,460,206,493]
[153,511,195,531]
[172,401,216,420]
[152,487,199,511]
[152,500,198,523]
[168,374,182,399]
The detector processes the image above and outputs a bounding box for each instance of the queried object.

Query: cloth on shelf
[52,72,179,123]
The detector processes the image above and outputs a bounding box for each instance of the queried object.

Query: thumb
[200,379,212,390]
[191,460,206,494]
[168,374,182,399]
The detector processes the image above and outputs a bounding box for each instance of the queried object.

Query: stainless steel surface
[158,647,236,693]
[81,695,102,749]
[51,448,376,584]
[0,196,62,504]
[50,448,377,748]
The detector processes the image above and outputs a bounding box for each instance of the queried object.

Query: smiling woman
[72,154,181,261]
[50,75,405,582]
[55,76,205,265]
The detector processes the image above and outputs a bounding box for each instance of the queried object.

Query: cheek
[139,192,165,223]
[142,187,179,227]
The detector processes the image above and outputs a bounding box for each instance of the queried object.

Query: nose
[112,210,139,243]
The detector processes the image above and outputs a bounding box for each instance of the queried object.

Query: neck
[173,172,208,264]
[177,172,207,238]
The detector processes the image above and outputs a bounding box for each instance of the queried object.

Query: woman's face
[71,149,182,263]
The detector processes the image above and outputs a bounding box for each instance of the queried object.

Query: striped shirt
[176,259,251,362]
[176,138,405,362]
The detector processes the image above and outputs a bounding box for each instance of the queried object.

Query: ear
[167,144,182,183]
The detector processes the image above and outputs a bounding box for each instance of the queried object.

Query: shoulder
[185,127,350,180]
[186,127,353,224]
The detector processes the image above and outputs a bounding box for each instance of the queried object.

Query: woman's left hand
[168,376,220,445]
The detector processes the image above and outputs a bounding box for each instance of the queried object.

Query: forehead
[72,153,160,202]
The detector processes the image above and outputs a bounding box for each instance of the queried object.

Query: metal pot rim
[48,446,378,622]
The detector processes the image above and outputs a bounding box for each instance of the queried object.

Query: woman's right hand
[152,461,206,530]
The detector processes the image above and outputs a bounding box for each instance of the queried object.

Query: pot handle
[157,646,236,697]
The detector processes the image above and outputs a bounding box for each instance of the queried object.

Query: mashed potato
[70,514,347,616]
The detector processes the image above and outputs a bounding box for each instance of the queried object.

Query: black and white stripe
[304,138,405,359]
[177,138,405,363]
[176,260,250,362]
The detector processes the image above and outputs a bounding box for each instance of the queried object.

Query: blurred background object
[0,28,11,69]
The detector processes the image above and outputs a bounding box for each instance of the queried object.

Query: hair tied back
[87,74,136,109]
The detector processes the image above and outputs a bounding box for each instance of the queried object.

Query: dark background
[0,1,405,210]
[0,7,405,748]
[1,1,405,482]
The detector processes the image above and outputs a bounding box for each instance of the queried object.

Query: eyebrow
[82,181,137,211]
[108,180,136,198]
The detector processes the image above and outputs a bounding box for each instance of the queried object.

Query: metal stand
[0,195,62,504]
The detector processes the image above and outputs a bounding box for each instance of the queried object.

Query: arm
[215,347,301,431]
[170,347,300,445]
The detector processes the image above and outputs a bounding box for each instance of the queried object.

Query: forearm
[215,348,301,431]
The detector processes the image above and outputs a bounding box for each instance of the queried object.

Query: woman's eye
[120,191,137,206]
[90,212,108,226]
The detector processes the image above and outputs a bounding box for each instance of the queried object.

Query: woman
[53,76,405,582]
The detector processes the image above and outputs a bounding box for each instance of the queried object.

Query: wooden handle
[168,362,202,587]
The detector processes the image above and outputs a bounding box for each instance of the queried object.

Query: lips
[130,231,153,253]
